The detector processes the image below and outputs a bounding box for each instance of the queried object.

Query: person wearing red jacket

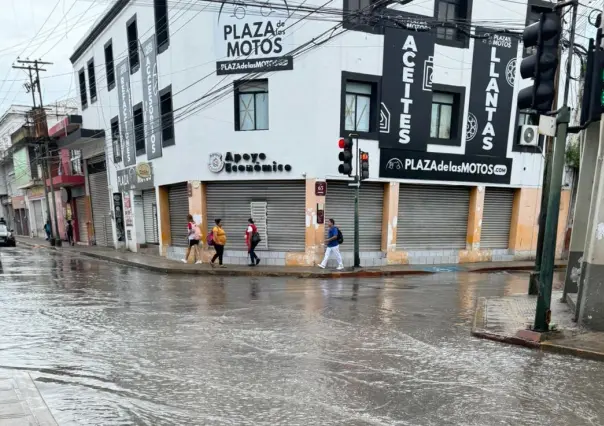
[246,218,261,267]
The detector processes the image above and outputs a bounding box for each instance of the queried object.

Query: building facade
[65,0,571,266]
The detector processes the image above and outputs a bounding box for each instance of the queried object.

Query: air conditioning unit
[519,125,539,146]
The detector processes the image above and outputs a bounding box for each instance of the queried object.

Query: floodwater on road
[0,247,600,425]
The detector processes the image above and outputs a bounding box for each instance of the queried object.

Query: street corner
[471,291,579,351]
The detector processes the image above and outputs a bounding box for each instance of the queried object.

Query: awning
[55,128,105,150]
[48,115,82,138]
[46,174,86,189]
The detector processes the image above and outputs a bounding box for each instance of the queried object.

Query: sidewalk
[0,368,57,425]
[16,236,567,278]
[472,291,604,361]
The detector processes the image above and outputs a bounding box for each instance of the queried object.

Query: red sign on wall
[315,181,326,196]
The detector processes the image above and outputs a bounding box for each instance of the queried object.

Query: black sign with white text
[380,149,512,184]
[380,23,435,151]
[117,58,135,166]
[141,35,162,160]
[466,28,518,158]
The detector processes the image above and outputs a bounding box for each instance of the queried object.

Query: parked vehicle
[0,224,16,247]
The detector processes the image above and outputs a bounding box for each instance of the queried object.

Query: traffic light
[359,151,369,180]
[580,29,604,126]
[338,137,354,176]
[517,11,561,112]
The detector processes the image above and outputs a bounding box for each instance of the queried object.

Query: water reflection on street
[0,247,599,425]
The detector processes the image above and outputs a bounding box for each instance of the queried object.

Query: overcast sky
[0,0,109,113]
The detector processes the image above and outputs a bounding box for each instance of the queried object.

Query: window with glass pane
[436,0,459,40]
[237,80,268,131]
[430,92,454,139]
[345,81,372,132]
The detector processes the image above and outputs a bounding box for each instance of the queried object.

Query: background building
[65,0,573,266]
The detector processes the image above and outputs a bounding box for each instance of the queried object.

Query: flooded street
[0,247,602,425]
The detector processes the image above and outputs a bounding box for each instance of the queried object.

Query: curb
[17,239,436,279]
[468,264,566,273]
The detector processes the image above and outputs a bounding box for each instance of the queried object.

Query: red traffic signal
[359,150,369,180]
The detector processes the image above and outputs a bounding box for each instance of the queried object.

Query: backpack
[206,231,214,246]
[251,231,261,245]
[336,228,344,244]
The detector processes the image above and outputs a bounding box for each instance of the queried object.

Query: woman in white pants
[319,218,344,270]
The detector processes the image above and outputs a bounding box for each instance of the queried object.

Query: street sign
[315,181,326,196]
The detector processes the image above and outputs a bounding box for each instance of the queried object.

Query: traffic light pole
[533,0,577,331]
[534,106,570,331]
[353,136,360,268]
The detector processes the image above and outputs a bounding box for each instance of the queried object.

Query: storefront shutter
[33,200,44,238]
[168,183,189,247]
[325,181,384,252]
[481,188,515,249]
[142,188,159,244]
[75,197,89,244]
[397,184,470,250]
[89,170,112,246]
[206,181,305,251]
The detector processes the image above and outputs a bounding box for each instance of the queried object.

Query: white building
[63,0,572,266]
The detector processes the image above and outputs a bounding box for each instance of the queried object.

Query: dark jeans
[248,241,259,264]
[211,244,224,265]
[67,231,74,246]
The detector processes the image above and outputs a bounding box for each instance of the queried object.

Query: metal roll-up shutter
[398,184,470,250]
[481,188,515,249]
[75,197,89,244]
[33,200,44,238]
[168,183,189,247]
[89,171,112,246]
[325,181,384,251]
[206,181,305,251]
[142,189,159,244]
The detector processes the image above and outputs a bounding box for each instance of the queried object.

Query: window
[87,59,97,103]
[127,17,139,73]
[430,92,454,139]
[133,103,145,155]
[435,0,471,47]
[340,72,380,139]
[159,86,174,146]
[104,40,115,91]
[70,150,83,175]
[342,0,385,31]
[436,0,459,41]
[111,116,121,163]
[154,0,169,53]
[345,81,372,132]
[428,84,465,146]
[235,80,268,131]
[78,68,87,109]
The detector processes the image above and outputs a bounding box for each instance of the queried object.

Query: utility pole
[12,59,61,247]
[353,137,360,268]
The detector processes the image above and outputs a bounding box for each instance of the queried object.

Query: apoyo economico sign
[215,1,294,75]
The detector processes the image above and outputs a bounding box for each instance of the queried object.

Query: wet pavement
[0,247,602,425]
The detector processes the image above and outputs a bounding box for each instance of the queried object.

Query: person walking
[44,221,51,241]
[66,220,74,246]
[210,218,226,268]
[245,218,261,266]
[318,218,344,270]
[183,214,202,264]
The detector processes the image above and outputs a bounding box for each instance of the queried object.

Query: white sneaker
[337,265,344,270]
[318,264,326,269]
[181,259,187,263]
[195,261,202,264]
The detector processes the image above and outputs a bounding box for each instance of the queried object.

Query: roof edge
[70,0,131,65]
